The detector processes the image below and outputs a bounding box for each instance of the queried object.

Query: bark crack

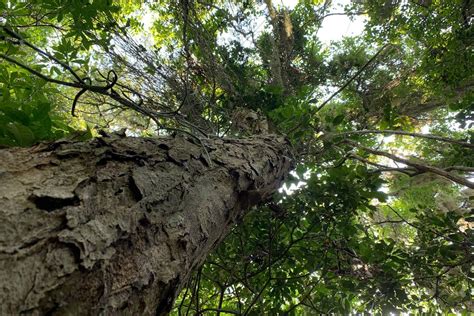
[28,194,80,212]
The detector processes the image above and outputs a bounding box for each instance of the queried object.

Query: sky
[281,0,366,45]
[142,0,366,51]
[277,0,367,194]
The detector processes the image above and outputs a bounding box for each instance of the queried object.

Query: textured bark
[0,133,293,315]
[264,0,294,93]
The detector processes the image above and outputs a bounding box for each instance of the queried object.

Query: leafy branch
[316,43,391,112]
[345,139,474,188]
[340,129,474,149]
[0,26,212,139]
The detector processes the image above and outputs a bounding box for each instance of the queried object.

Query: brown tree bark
[0,133,293,315]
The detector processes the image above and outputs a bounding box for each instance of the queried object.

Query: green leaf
[6,122,35,146]
[332,114,345,125]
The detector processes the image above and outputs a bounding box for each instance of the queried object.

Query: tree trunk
[0,133,293,315]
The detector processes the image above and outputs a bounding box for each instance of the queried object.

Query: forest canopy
[0,0,473,314]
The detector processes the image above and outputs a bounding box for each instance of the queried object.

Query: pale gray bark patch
[0,134,293,315]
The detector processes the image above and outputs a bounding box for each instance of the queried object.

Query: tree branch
[199,308,241,315]
[340,129,474,149]
[345,140,474,188]
[316,44,391,112]
[2,26,84,83]
[349,153,417,176]
[242,278,271,316]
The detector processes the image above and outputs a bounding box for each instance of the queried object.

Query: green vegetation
[1,0,473,314]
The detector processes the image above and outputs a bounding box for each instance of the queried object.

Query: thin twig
[199,308,241,315]
[316,44,391,112]
[242,278,271,316]
[386,205,464,244]
[2,26,84,83]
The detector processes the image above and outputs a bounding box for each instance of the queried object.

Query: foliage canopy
[1,0,473,314]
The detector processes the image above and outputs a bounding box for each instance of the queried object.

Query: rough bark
[0,133,293,315]
[264,0,294,93]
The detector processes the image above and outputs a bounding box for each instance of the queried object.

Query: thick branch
[345,140,474,188]
[340,129,474,149]
[349,153,417,176]
[264,0,285,89]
